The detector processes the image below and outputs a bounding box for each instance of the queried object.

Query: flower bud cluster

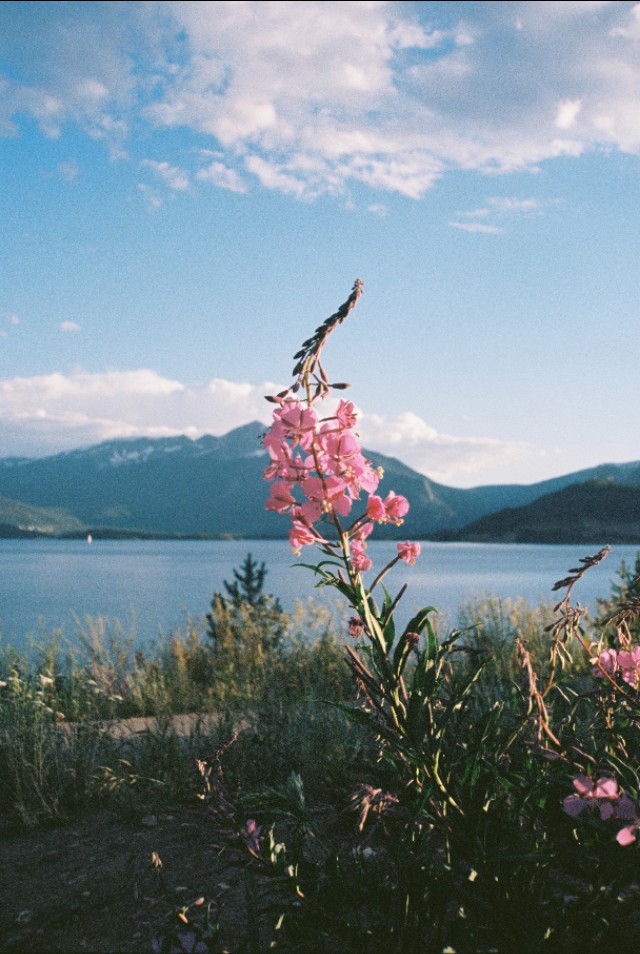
[263,396,418,572]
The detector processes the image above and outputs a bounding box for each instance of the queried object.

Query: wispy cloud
[450,195,547,233]
[59,321,81,333]
[448,221,503,235]
[3,2,640,201]
[0,369,534,483]
[141,159,190,191]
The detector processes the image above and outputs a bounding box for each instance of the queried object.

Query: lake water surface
[1,539,638,652]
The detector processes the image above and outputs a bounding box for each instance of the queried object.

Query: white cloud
[196,159,247,193]
[357,410,532,484]
[59,321,81,332]
[3,2,640,200]
[0,369,533,484]
[141,159,190,191]
[0,370,272,457]
[449,221,503,234]
[555,98,583,130]
[8,315,20,326]
[451,195,546,232]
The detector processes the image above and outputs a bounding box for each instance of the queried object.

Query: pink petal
[572,774,594,797]
[616,825,638,846]
[594,777,618,799]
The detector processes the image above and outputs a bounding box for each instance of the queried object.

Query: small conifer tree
[206,553,286,656]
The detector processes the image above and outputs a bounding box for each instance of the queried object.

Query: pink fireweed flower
[316,429,361,477]
[618,646,640,688]
[365,491,410,525]
[563,774,620,819]
[300,475,353,519]
[561,775,640,844]
[265,481,297,514]
[366,495,386,522]
[289,519,319,555]
[397,541,421,566]
[383,491,409,524]
[264,450,313,484]
[592,645,640,689]
[350,539,372,573]
[593,647,618,678]
[617,824,639,846]
[273,398,318,450]
[336,399,358,430]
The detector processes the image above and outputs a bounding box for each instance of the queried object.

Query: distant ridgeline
[1,424,640,543]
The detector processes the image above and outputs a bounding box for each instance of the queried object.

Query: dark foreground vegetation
[1,551,640,952]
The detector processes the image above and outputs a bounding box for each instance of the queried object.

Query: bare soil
[0,716,254,954]
[0,804,240,953]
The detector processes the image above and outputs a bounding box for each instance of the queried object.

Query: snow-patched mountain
[1,422,639,539]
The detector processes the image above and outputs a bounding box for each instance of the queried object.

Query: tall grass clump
[189,282,640,953]
[0,587,358,826]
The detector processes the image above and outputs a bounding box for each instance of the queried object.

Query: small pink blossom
[593,648,618,677]
[300,474,352,518]
[265,481,296,514]
[617,821,640,846]
[273,399,318,449]
[593,645,640,688]
[350,539,372,572]
[563,774,640,845]
[397,541,421,565]
[618,647,640,688]
[289,520,318,555]
[383,491,409,524]
[336,400,358,430]
[366,495,386,522]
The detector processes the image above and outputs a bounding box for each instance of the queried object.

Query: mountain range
[1,421,639,543]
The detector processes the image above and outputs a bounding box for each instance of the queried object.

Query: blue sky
[1,0,639,487]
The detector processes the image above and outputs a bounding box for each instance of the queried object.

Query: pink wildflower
[366,495,386,522]
[562,774,619,819]
[397,541,421,566]
[563,774,640,845]
[273,399,318,450]
[618,647,640,688]
[265,481,296,514]
[350,539,372,572]
[300,474,352,519]
[289,520,318,555]
[336,400,358,430]
[593,647,618,678]
[616,825,639,846]
[383,491,409,524]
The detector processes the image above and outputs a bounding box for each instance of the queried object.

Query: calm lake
[1,538,638,653]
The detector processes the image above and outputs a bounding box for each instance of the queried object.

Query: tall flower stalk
[262,282,478,818]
